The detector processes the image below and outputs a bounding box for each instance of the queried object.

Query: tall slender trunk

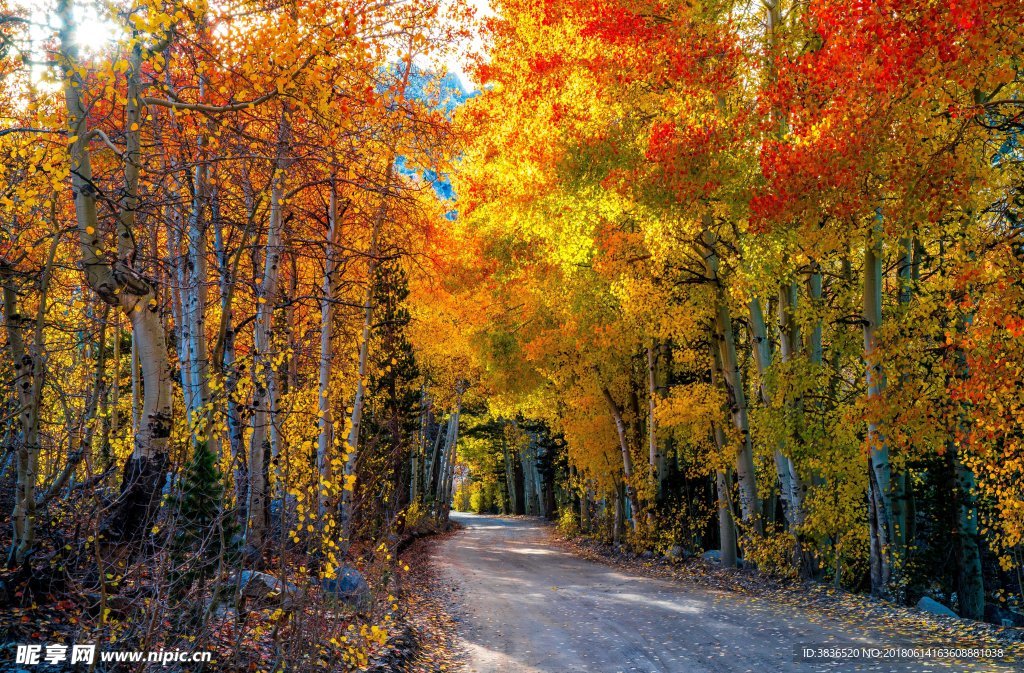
[284,254,299,393]
[806,262,826,478]
[339,56,414,543]
[426,412,445,503]
[749,296,798,528]
[107,312,121,459]
[408,389,425,506]
[184,153,214,448]
[2,230,58,565]
[438,389,465,521]
[702,230,762,533]
[756,0,805,534]
[418,394,434,505]
[521,447,536,515]
[213,198,246,511]
[949,271,983,619]
[434,414,456,507]
[131,328,141,438]
[863,228,893,595]
[317,185,345,518]
[777,283,806,526]
[715,466,738,568]
[59,0,171,542]
[530,436,545,517]
[646,344,665,502]
[209,191,245,512]
[246,111,291,553]
[709,326,738,566]
[171,219,193,429]
[268,278,286,497]
[88,306,110,470]
[891,239,914,563]
[410,446,419,506]
[600,384,639,531]
[501,427,518,515]
[339,162,394,546]
[953,448,984,619]
[656,341,671,475]
[180,52,212,443]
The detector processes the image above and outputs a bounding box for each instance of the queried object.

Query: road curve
[436,512,1020,673]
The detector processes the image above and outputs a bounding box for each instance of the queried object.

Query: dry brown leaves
[554,531,1024,658]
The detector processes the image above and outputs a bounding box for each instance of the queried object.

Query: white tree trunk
[502,429,518,514]
[715,466,738,568]
[520,448,535,515]
[185,160,214,443]
[777,283,806,526]
[59,0,171,541]
[317,185,344,518]
[646,344,664,501]
[441,408,463,519]
[748,296,798,530]
[426,412,445,501]
[600,385,639,531]
[1,251,51,564]
[709,329,739,567]
[527,433,545,517]
[246,112,290,552]
[863,230,893,594]
[338,55,415,540]
[702,229,762,533]
[434,415,453,505]
[437,389,465,520]
[131,330,141,437]
[212,194,246,512]
[339,163,394,545]
[410,389,426,505]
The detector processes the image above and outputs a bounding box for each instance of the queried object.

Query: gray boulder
[237,570,301,610]
[917,596,957,618]
[984,603,1024,627]
[269,495,299,540]
[322,566,372,612]
[701,549,744,568]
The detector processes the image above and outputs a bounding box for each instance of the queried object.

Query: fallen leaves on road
[555,532,1024,659]
[396,529,464,673]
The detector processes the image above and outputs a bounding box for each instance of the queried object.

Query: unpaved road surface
[438,513,1021,673]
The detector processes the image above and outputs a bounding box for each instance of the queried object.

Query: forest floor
[390,526,465,673]
[426,512,1023,673]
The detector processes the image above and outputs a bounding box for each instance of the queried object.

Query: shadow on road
[437,512,1020,673]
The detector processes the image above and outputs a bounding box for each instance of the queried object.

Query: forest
[0,0,1022,670]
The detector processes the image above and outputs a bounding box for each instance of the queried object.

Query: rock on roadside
[916,596,958,618]
[236,570,302,610]
[322,566,372,613]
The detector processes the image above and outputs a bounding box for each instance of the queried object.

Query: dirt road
[436,513,1020,673]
